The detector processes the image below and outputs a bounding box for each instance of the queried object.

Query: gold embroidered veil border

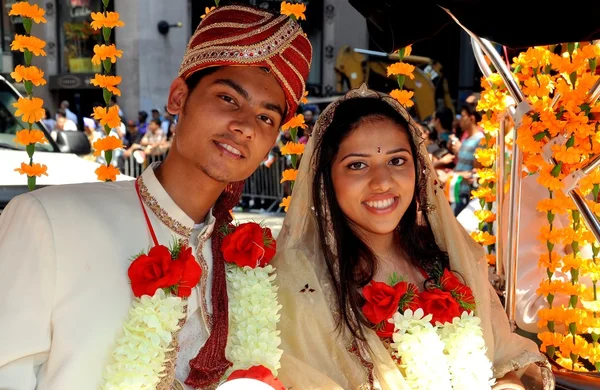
[272,84,554,390]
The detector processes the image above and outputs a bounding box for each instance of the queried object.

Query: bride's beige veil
[272,85,552,389]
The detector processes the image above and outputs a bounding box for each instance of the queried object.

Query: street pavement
[232,210,285,238]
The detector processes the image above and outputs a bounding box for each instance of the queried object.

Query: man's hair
[150,118,162,126]
[460,102,482,123]
[56,109,67,118]
[138,111,148,121]
[151,109,159,114]
[184,67,220,94]
[60,100,69,108]
[435,106,454,132]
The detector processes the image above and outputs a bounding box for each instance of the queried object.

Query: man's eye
[258,115,274,125]
[348,162,366,170]
[219,95,235,104]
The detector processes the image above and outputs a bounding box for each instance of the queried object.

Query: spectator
[140,118,167,155]
[55,109,78,131]
[59,100,78,123]
[42,108,55,132]
[151,109,162,122]
[138,111,149,135]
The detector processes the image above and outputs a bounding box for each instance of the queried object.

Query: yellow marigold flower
[387,62,415,78]
[13,97,44,123]
[92,44,123,65]
[582,299,600,313]
[13,129,47,146]
[560,334,589,359]
[90,74,122,96]
[280,169,298,183]
[538,252,561,273]
[474,147,496,168]
[485,254,496,266]
[282,114,307,131]
[470,231,496,246]
[280,142,304,156]
[9,2,46,23]
[201,6,215,20]
[556,227,575,245]
[579,43,600,59]
[90,11,124,29]
[95,164,120,182]
[485,73,504,88]
[522,73,554,98]
[280,2,306,20]
[474,209,496,223]
[14,162,47,177]
[92,135,123,157]
[587,344,600,365]
[92,105,121,129]
[10,65,46,86]
[280,196,291,212]
[581,260,600,281]
[11,34,46,56]
[389,89,414,108]
[300,90,308,104]
[476,169,496,184]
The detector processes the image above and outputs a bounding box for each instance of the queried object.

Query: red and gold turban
[178,5,312,123]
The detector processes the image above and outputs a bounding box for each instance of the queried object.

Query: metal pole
[496,117,506,277]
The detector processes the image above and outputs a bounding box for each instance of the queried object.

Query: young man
[0,5,311,389]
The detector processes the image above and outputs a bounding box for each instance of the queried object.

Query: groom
[0,5,311,389]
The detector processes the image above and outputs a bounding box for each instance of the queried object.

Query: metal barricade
[122,151,168,178]
[242,156,288,212]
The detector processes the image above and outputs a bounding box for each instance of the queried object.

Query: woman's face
[331,118,416,237]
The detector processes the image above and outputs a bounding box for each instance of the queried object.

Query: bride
[271,85,554,389]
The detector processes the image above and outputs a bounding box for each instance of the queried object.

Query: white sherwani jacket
[0,165,216,389]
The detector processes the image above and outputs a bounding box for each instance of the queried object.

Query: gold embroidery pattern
[289,44,311,69]
[281,55,306,98]
[195,233,214,331]
[266,58,299,105]
[347,341,375,390]
[156,303,188,390]
[178,21,301,78]
[195,15,288,50]
[138,176,193,238]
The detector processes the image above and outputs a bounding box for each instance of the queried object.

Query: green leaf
[24,49,32,66]
[290,127,297,141]
[396,75,405,90]
[27,175,36,191]
[569,71,577,87]
[547,345,556,359]
[103,59,112,73]
[388,272,404,286]
[593,244,600,258]
[590,58,597,74]
[571,267,579,284]
[566,135,575,148]
[24,80,33,96]
[22,18,32,35]
[102,0,110,8]
[547,293,554,306]
[103,88,112,106]
[26,144,35,159]
[102,27,112,44]
[215,0,220,6]
[291,154,297,170]
[533,131,547,141]
[551,163,562,177]
[531,112,541,122]
[104,150,113,165]
[104,124,111,135]
[547,268,553,280]
[547,211,555,225]
[514,65,522,74]
[567,42,576,56]
[548,320,555,333]
[169,238,183,259]
[547,241,554,252]
[569,295,578,309]
[129,249,147,262]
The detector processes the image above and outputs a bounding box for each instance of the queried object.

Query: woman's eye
[348,162,367,170]
[258,115,274,125]
[390,157,406,166]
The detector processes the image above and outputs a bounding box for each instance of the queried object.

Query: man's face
[149,121,159,132]
[459,109,472,131]
[167,66,286,183]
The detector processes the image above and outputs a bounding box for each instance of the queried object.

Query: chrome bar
[471,37,493,78]
[582,154,600,175]
[588,78,600,106]
[496,116,506,277]
[569,190,600,244]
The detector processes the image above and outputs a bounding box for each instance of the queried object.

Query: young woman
[273,85,553,390]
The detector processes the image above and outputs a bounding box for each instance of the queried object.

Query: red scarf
[185,181,244,388]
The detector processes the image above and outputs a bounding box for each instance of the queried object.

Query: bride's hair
[312,97,450,341]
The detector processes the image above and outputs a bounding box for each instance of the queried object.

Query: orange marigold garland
[278,2,307,212]
[90,0,124,181]
[9,1,48,191]
[387,45,414,108]
[509,43,600,371]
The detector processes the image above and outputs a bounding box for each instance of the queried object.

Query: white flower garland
[390,309,494,390]
[225,264,282,376]
[101,289,187,389]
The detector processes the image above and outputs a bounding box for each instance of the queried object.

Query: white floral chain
[225,264,282,377]
[101,290,187,389]
[390,309,495,390]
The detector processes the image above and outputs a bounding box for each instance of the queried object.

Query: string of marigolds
[386,45,414,108]
[90,0,124,182]
[509,43,600,371]
[10,1,48,191]
[278,1,307,213]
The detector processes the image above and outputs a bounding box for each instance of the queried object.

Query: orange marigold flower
[92,105,121,129]
[562,253,584,271]
[14,162,47,177]
[9,2,46,23]
[10,65,46,86]
[91,44,123,65]
[282,114,307,131]
[280,195,291,212]
[389,89,414,108]
[280,2,306,20]
[552,144,582,165]
[485,254,496,266]
[538,225,564,245]
[537,168,564,191]
[201,6,215,19]
[396,45,412,57]
[474,209,496,223]
[280,169,298,183]
[90,74,122,96]
[13,97,44,123]
[387,62,415,79]
[538,307,566,328]
[13,129,47,146]
[536,280,564,297]
[522,73,554,98]
[538,251,561,273]
[587,344,600,365]
[90,11,124,29]
[11,34,46,56]
[538,332,564,352]
[95,164,120,182]
[537,198,568,215]
[470,231,496,246]
[560,334,589,360]
[300,90,308,104]
[92,135,123,157]
[579,43,600,59]
[280,142,305,155]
